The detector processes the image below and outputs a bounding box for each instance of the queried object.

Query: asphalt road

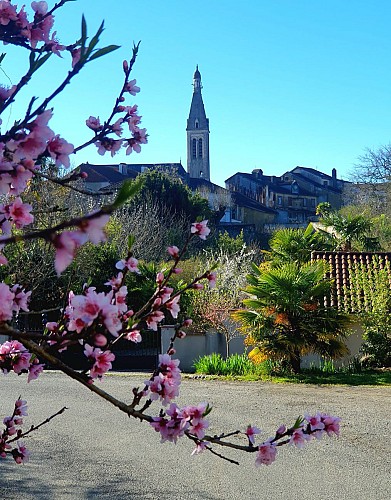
[0,372,390,500]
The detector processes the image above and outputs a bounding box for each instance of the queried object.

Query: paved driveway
[0,372,390,500]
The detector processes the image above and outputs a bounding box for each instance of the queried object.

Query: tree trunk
[289,350,301,374]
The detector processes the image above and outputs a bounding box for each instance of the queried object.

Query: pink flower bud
[193,283,204,290]
[177,330,186,339]
[173,268,182,274]
[123,60,129,72]
[80,172,88,179]
[93,334,107,347]
[119,96,125,102]
[168,348,176,355]
[276,424,287,435]
[156,272,164,284]
[167,246,179,259]
[183,318,193,327]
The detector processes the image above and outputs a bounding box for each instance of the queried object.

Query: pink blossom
[105,272,123,289]
[31,1,48,15]
[167,245,179,259]
[191,441,209,455]
[166,295,180,319]
[80,213,110,244]
[45,321,58,332]
[47,135,74,168]
[127,114,142,133]
[86,116,102,131]
[156,272,164,285]
[96,138,122,157]
[111,118,123,136]
[124,79,140,95]
[14,398,28,417]
[189,417,209,439]
[11,284,31,313]
[12,442,30,464]
[30,12,54,48]
[146,355,181,405]
[125,128,148,154]
[101,303,122,336]
[150,416,170,442]
[15,132,48,161]
[191,220,210,240]
[125,330,142,343]
[115,285,128,313]
[289,428,311,448]
[146,310,165,331]
[159,286,173,303]
[192,283,204,290]
[321,413,341,437]
[0,282,15,321]
[27,362,44,382]
[45,31,65,56]
[0,1,17,26]
[93,334,107,347]
[255,441,277,466]
[0,340,32,374]
[53,230,87,275]
[1,197,34,229]
[83,344,115,379]
[245,425,261,445]
[116,257,140,273]
[305,413,325,432]
[125,104,138,116]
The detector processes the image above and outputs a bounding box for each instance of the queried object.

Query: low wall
[162,323,365,372]
[161,327,245,372]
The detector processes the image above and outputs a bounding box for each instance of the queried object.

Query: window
[323,180,328,186]
[198,138,203,158]
[192,139,197,158]
[277,196,282,206]
[195,120,199,129]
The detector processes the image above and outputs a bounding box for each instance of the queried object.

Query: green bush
[194,353,270,377]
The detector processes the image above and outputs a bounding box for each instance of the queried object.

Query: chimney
[332,168,337,187]
[119,163,127,175]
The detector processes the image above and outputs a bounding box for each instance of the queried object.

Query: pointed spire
[193,65,202,92]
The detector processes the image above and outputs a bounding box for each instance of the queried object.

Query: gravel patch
[0,372,390,500]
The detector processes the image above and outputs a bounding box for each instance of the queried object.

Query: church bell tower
[186,66,210,181]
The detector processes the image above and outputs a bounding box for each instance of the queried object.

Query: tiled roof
[187,177,226,192]
[231,192,276,214]
[289,172,344,193]
[311,251,391,312]
[79,164,133,183]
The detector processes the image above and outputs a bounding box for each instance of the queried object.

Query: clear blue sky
[6,0,391,187]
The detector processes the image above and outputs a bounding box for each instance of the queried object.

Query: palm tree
[316,204,380,251]
[232,261,351,373]
[267,224,331,264]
